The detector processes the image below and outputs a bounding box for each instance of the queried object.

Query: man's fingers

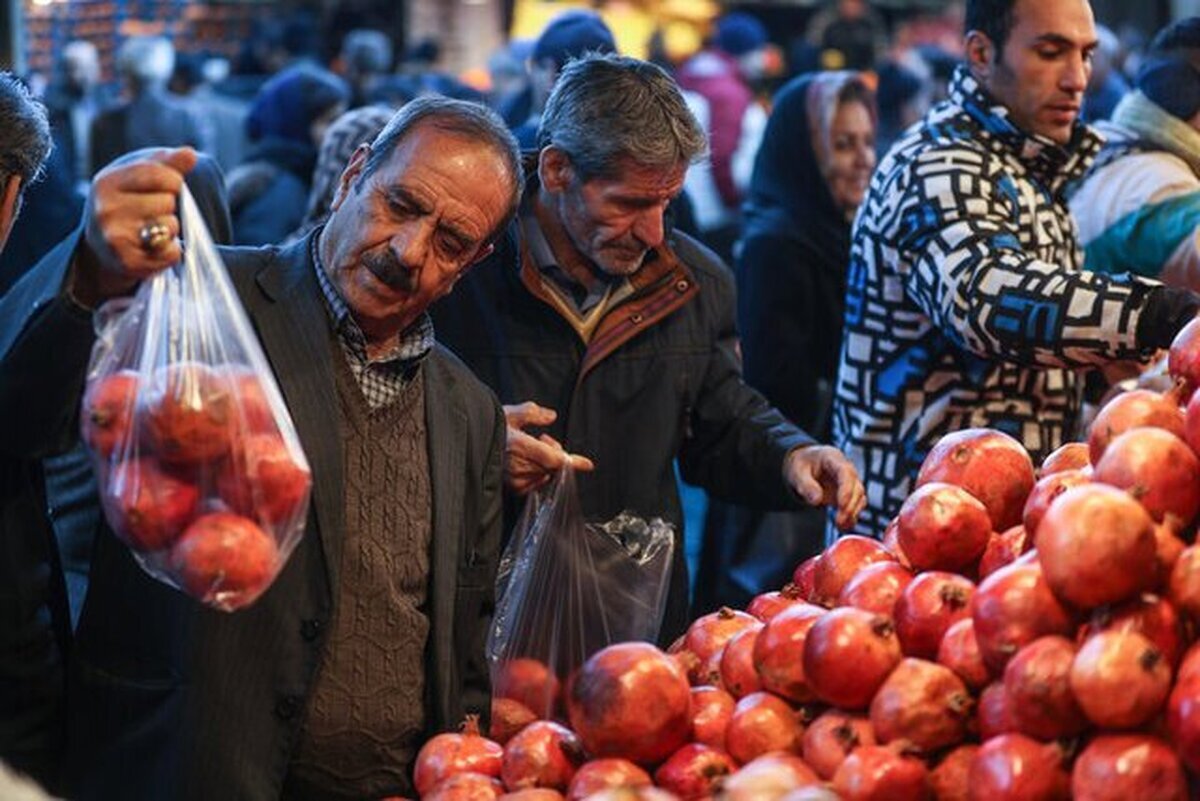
[539,433,594,472]
[504,401,557,429]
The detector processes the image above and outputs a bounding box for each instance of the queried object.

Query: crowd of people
[1,0,1199,798]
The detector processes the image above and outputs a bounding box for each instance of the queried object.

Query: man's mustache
[363,250,417,292]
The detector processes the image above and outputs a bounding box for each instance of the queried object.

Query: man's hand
[784,444,866,531]
[71,147,198,306]
[504,401,595,495]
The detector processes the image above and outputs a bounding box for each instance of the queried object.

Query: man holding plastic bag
[0,98,523,800]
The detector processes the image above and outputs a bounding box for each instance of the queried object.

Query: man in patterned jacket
[833,0,1200,537]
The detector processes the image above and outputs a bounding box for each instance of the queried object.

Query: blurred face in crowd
[321,122,512,343]
[825,98,876,217]
[968,0,1098,144]
[538,148,686,278]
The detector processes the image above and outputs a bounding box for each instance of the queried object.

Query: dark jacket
[227,137,316,246]
[89,88,208,176]
[432,216,813,642]
[1,233,504,801]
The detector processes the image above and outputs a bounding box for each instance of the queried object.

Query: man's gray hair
[116,36,175,87]
[361,96,524,245]
[0,73,51,188]
[537,52,708,180]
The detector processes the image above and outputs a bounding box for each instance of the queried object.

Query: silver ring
[138,220,171,252]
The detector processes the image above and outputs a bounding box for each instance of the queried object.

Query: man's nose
[633,206,666,248]
[1062,51,1090,94]
[390,224,430,271]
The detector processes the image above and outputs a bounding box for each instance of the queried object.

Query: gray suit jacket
[0,233,505,800]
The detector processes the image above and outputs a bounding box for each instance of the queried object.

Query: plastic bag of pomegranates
[79,184,311,612]
[487,466,674,718]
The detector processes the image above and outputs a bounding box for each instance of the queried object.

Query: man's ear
[330,143,372,212]
[538,146,574,194]
[0,175,23,253]
[468,242,495,266]
[965,30,996,80]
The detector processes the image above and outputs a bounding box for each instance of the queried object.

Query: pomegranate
[1070,630,1171,729]
[499,790,563,800]
[81,370,140,459]
[896,483,992,573]
[718,627,763,699]
[882,517,912,567]
[1153,522,1186,590]
[1094,427,1200,528]
[581,789,675,801]
[971,560,1076,674]
[1022,470,1090,543]
[937,619,990,691]
[1002,636,1086,740]
[228,369,276,433]
[565,643,691,766]
[778,789,841,801]
[1087,387,1186,464]
[719,753,821,799]
[802,710,875,780]
[684,608,760,681]
[977,525,1030,580]
[169,512,278,608]
[1185,384,1200,456]
[689,685,735,751]
[1079,594,1184,669]
[810,535,896,606]
[831,744,931,801]
[652,743,736,799]
[1168,316,1200,393]
[1038,441,1090,476]
[1167,673,1200,771]
[894,572,975,660]
[423,771,505,801]
[1071,735,1187,801]
[414,716,503,795]
[753,603,824,702]
[928,745,977,801]
[968,734,1069,800]
[490,698,537,746]
[494,658,561,719]
[916,427,1035,532]
[103,458,200,552]
[837,561,914,617]
[792,556,819,601]
[1036,483,1155,609]
[141,361,235,465]
[870,658,972,753]
[747,583,807,622]
[976,682,1014,740]
[724,691,803,765]
[804,608,902,709]
[564,759,650,800]
[216,433,311,525]
[500,721,581,792]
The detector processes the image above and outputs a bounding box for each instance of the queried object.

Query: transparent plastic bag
[80,185,311,611]
[487,466,674,718]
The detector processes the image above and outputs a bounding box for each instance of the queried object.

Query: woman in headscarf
[227,64,349,246]
[695,71,877,611]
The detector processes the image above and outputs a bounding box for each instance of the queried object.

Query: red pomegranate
[500,721,582,792]
[1094,427,1200,528]
[564,759,650,800]
[719,753,821,799]
[753,602,824,702]
[870,658,972,754]
[652,743,736,799]
[216,433,311,526]
[1168,317,1200,394]
[802,710,876,780]
[1185,385,1200,457]
[169,512,278,608]
[577,789,675,801]
[141,361,235,465]
[968,734,1069,800]
[803,608,902,710]
[894,572,975,660]
[837,561,914,617]
[228,369,277,433]
[831,744,931,801]
[810,536,896,606]
[1087,387,1187,465]
[565,643,691,766]
[978,525,1031,580]
[493,659,561,719]
[1022,470,1091,544]
[792,556,819,601]
[718,627,763,699]
[928,745,976,801]
[971,560,1076,674]
[499,790,563,800]
[724,691,803,765]
[81,370,140,459]
[1080,594,1184,669]
[747,583,807,622]
[490,698,537,746]
[916,428,1035,532]
[689,685,735,751]
[683,608,760,680]
[937,619,990,691]
[1167,673,1200,772]
[414,716,504,795]
[1153,523,1187,591]
[1038,442,1090,477]
[1036,483,1156,609]
[1071,735,1187,801]
[422,771,505,801]
[1070,630,1171,729]
[976,682,1015,740]
[1002,636,1087,741]
[882,517,912,567]
[103,458,200,552]
[896,483,992,573]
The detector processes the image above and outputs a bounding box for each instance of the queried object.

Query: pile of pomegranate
[82,361,311,610]
[408,321,1200,799]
